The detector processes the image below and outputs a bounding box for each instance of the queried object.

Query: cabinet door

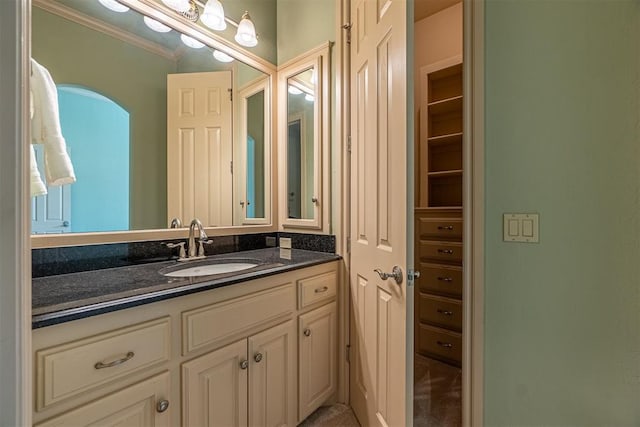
[182,339,248,427]
[35,372,170,427]
[298,302,337,422]
[248,320,296,427]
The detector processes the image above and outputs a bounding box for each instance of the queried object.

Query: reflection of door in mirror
[286,69,315,221]
[167,71,233,228]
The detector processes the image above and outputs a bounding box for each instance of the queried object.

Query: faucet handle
[197,239,214,258]
[165,241,186,259]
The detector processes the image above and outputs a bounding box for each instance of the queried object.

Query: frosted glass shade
[213,50,234,63]
[180,34,205,49]
[143,16,172,33]
[98,0,129,13]
[161,0,190,12]
[234,12,257,47]
[201,0,227,31]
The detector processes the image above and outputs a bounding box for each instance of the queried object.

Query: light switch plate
[503,213,539,243]
[280,237,292,249]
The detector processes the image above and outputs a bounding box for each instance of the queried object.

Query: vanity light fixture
[143,16,172,33]
[288,86,303,95]
[180,34,205,48]
[98,0,129,13]
[201,0,226,31]
[213,49,234,63]
[234,12,258,47]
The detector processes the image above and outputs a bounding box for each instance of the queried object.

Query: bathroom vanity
[31,249,340,426]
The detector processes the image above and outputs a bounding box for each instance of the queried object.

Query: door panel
[349,0,408,426]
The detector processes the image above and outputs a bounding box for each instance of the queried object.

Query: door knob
[374,266,403,285]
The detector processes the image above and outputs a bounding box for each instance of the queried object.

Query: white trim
[0,0,31,425]
[32,0,177,61]
[463,0,484,425]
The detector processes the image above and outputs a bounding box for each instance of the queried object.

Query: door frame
[339,0,485,425]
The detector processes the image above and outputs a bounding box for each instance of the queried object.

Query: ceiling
[414,0,461,22]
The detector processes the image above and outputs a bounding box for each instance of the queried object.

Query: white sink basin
[163,262,258,277]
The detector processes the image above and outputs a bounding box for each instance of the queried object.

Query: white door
[167,71,233,227]
[349,0,409,426]
[31,144,71,234]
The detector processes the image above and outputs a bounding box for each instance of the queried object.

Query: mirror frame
[31,0,278,249]
[277,42,330,232]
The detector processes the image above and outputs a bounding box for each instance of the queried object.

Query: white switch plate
[503,213,539,243]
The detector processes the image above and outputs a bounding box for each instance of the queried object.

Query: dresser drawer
[417,294,462,332]
[418,263,463,298]
[36,317,171,411]
[416,324,462,365]
[298,271,337,309]
[182,283,295,355]
[417,217,462,241]
[418,241,463,264]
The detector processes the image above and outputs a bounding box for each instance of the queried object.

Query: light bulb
[98,0,129,13]
[161,0,190,12]
[201,0,227,31]
[288,86,303,95]
[181,34,205,49]
[213,50,234,63]
[234,12,258,47]
[143,16,172,33]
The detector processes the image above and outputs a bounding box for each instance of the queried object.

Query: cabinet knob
[254,352,263,363]
[240,360,249,370]
[156,399,170,413]
[303,328,312,337]
[311,197,318,204]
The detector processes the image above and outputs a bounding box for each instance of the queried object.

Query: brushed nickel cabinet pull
[314,286,329,293]
[436,341,453,349]
[254,352,263,363]
[437,225,454,230]
[437,249,454,255]
[94,351,135,369]
[240,360,249,370]
[156,400,169,413]
[437,276,453,282]
[437,309,454,316]
[303,328,312,337]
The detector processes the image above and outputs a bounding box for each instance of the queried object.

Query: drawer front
[418,294,462,332]
[416,324,462,365]
[182,283,295,355]
[298,271,337,309]
[36,317,171,410]
[418,264,463,298]
[418,241,463,264]
[417,217,462,241]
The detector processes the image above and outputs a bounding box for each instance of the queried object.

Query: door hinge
[407,269,421,287]
[228,88,233,101]
[342,23,352,45]
[346,344,351,364]
[230,160,233,174]
[347,135,352,154]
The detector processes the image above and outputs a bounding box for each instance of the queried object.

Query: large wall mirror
[31,0,275,247]
[278,43,330,232]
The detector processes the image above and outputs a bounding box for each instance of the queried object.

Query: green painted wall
[32,7,175,230]
[484,1,640,424]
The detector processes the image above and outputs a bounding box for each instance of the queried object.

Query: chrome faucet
[187,218,211,259]
[169,217,182,228]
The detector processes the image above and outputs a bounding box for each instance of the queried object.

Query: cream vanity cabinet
[32,260,339,427]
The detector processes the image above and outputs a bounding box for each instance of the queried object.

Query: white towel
[30,58,75,192]
[29,87,47,196]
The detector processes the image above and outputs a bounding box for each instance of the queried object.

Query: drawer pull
[314,286,329,294]
[437,225,454,230]
[437,276,453,282]
[436,341,453,349]
[254,352,263,363]
[303,328,312,337]
[437,309,454,316]
[240,360,249,370]
[437,249,454,255]
[156,399,170,413]
[94,351,134,370]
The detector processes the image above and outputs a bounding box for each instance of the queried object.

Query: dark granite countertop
[32,248,341,329]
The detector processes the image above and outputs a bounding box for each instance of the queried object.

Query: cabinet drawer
[416,324,462,365]
[418,241,463,264]
[36,317,171,411]
[182,283,295,355]
[418,263,462,298]
[417,217,462,241]
[417,294,462,332]
[298,271,337,309]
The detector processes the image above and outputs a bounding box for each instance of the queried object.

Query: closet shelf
[427,133,463,146]
[427,95,463,115]
[427,170,463,178]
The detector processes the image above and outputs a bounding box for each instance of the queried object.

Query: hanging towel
[30,58,75,191]
[29,87,47,196]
